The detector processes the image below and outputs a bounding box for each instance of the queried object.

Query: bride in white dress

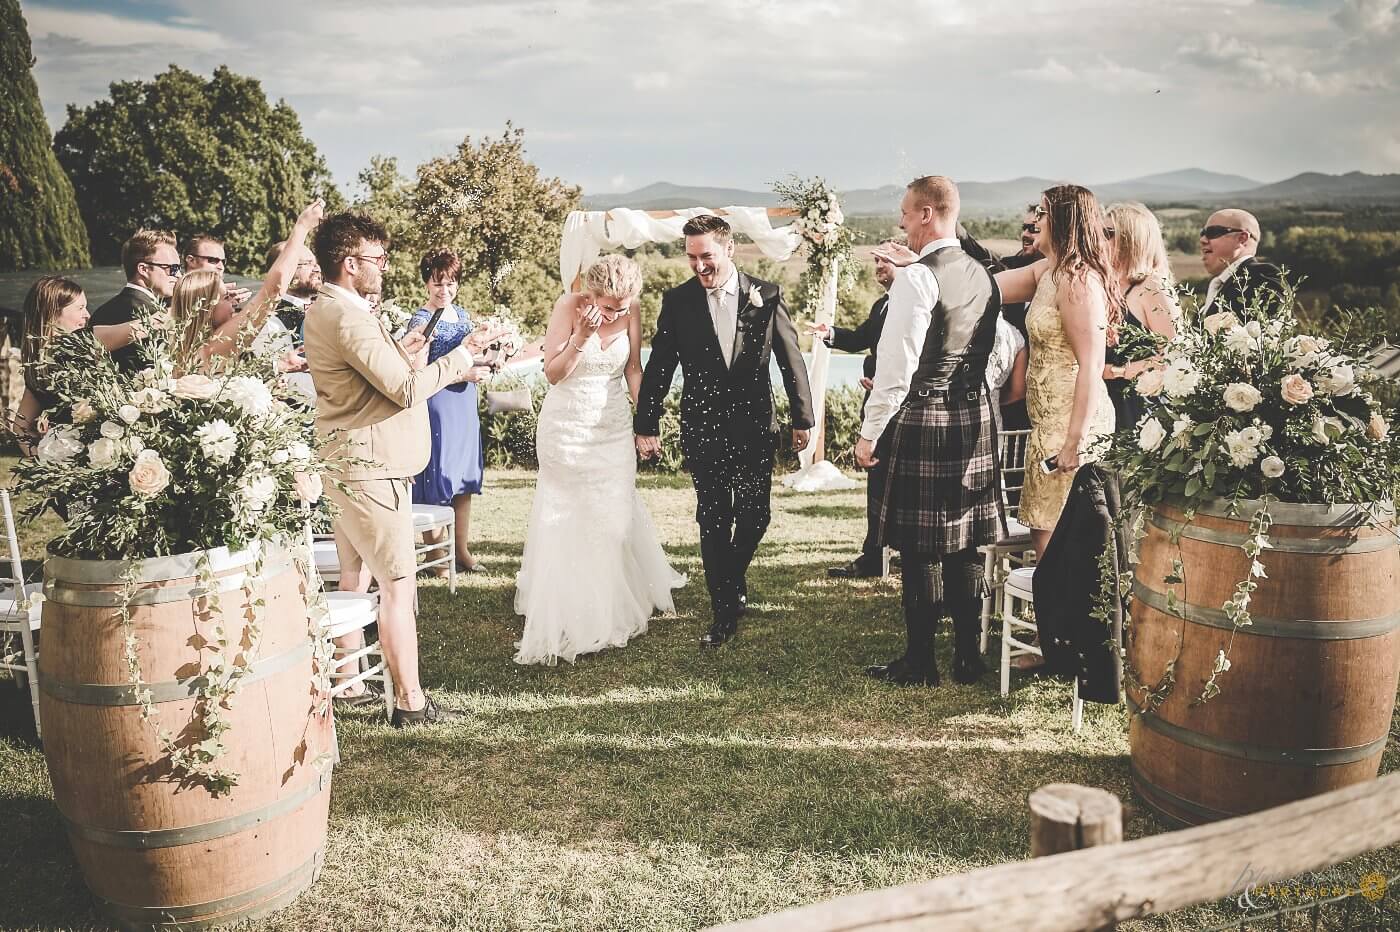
[514,255,686,665]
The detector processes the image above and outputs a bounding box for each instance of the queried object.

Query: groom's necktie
[708,286,735,367]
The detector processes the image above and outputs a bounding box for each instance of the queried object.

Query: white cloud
[1333,0,1399,34]
[631,72,672,92]
[610,174,628,191]
[24,5,226,50]
[1176,31,1369,95]
[1014,56,1162,93]
[311,104,384,126]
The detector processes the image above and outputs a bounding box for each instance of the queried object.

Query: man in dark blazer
[635,214,815,648]
[1199,208,1286,317]
[810,248,894,578]
[89,229,180,371]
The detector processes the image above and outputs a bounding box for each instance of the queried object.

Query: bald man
[1199,208,1285,316]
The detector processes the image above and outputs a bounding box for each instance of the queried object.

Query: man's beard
[289,277,319,299]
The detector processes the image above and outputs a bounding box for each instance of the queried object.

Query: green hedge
[478,375,867,473]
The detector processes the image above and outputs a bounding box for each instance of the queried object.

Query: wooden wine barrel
[38,546,334,931]
[1128,498,1400,827]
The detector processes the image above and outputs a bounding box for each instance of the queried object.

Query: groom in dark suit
[635,214,815,648]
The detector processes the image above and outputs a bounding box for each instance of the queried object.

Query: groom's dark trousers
[635,272,814,628]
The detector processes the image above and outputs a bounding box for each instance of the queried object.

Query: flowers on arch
[772,174,857,314]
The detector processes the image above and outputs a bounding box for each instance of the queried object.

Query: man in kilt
[855,176,1004,686]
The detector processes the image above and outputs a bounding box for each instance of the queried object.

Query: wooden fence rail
[709,771,1400,932]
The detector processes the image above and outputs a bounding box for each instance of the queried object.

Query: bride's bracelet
[569,339,585,353]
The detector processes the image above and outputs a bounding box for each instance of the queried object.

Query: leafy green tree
[351,155,419,301]
[412,123,580,330]
[53,65,341,273]
[0,0,90,271]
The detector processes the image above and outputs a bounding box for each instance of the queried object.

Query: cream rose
[1315,364,1356,396]
[71,399,96,424]
[1202,311,1239,335]
[1260,456,1286,478]
[118,404,141,425]
[1134,366,1165,397]
[131,386,169,414]
[1368,413,1389,441]
[36,426,84,464]
[1311,415,1343,446]
[1222,383,1263,413]
[87,437,122,470]
[1279,374,1314,406]
[99,420,125,439]
[128,449,171,498]
[1138,418,1167,452]
[173,373,220,401]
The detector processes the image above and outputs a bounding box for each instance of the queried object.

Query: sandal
[456,558,487,574]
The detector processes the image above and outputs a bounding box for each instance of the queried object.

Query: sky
[19,0,1400,199]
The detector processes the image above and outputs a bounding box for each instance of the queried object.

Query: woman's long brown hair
[1041,184,1123,342]
[20,276,84,393]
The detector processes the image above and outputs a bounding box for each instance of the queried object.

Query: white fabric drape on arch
[559,207,800,291]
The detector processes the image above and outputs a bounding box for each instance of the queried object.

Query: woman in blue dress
[411,250,495,571]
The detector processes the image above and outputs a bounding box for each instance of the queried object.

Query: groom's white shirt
[859,237,959,442]
[706,267,740,367]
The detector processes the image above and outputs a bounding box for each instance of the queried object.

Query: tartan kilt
[873,388,1004,557]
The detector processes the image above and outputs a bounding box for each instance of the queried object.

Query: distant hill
[582,169,1400,217]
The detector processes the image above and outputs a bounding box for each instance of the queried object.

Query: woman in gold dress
[993,184,1119,557]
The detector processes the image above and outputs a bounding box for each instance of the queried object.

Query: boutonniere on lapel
[747,285,764,308]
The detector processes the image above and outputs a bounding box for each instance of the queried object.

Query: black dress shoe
[828,560,881,579]
[952,653,988,685]
[700,619,738,649]
[390,693,463,728]
[864,656,940,687]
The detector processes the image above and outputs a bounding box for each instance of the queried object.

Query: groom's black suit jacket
[635,271,815,470]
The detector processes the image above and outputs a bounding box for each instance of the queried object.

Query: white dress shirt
[859,237,959,442]
[1203,255,1250,310]
[706,267,740,367]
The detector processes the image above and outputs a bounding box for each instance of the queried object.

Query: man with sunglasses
[1199,208,1285,317]
[89,228,180,371]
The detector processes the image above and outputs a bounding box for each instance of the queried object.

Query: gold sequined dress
[1020,271,1116,531]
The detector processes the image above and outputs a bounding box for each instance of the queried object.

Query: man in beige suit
[306,212,499,727]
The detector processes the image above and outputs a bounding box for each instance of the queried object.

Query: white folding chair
[0,490,43,739]
[412,504,456,592]
[1001,566,1083,732]
[979,428,1035,653]
[324,591,393,720]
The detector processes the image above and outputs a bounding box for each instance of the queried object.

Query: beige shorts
[327,477,415,582]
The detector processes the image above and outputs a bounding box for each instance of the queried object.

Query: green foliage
[351,155,419,300]
[410,123,580,333]
[0,0,90,270]
[53,65,341,273]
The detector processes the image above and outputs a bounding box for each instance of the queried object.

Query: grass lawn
[0,465,1395,931]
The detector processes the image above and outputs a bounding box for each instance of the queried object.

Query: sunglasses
[144,261,182,276]
[1021,223,1038,234]
[191,254,226,266]
[1200,225,1253,241]
[1033,204,1048,220]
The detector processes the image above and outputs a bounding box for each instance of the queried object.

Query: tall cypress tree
[0,0,91,271]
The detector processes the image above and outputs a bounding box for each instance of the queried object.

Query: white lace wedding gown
[513,331,686,665]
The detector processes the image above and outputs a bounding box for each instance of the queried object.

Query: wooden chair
[0,490,43,739]
[980,428,1035,654]
[1001,566,1083,732]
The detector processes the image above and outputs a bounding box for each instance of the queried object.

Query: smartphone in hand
[1040,455,1059,474]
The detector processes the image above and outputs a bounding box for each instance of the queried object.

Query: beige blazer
[305,286,472,480]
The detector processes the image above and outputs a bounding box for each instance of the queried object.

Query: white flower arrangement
[1107,285,1398,706]
[772,175,856,314]
[377,298,413,336]
[476,306,528,360]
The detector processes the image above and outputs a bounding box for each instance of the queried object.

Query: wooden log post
[1029,783,1124,857]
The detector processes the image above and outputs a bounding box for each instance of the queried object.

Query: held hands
[854,437,878,469]
[870,242,919,267]
[804,322,832,339]
[635,434,661,460]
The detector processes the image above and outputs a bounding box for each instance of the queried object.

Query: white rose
[287,441,311,464]
[1202,311,1239,335]
[71,399,96,424]
[1368,413,1389,441]
[223,376,274,419]
[1279,374,1314,406]
[1286,335,1323,369]
[1134,366,1165,397]
[1137,418,1167,452]
[238,473,278,513]
[1171,416,1195,441]
[293,471,323,504]
[1315,364,1355,396]
[1223,325,1258,357]
[173,373,220,401]
[1222,383,1263,413]
[270,449,290,465]
[87,437,122,470]
[35,426,84,464]
[1311,415,1344,446]
[128,449,171,498]
[195,419,238,464]
[99,420,125,440]
[1260,455,1285,478]
[126,435,146,456]
[1237,426,1263,447]
[131,386,168,414]
[1162,361,1202,398]
[118,404,141,425]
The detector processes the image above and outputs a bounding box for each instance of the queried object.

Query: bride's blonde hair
[583,254,643,300]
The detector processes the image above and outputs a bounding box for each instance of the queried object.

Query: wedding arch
[558,198,852,490]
